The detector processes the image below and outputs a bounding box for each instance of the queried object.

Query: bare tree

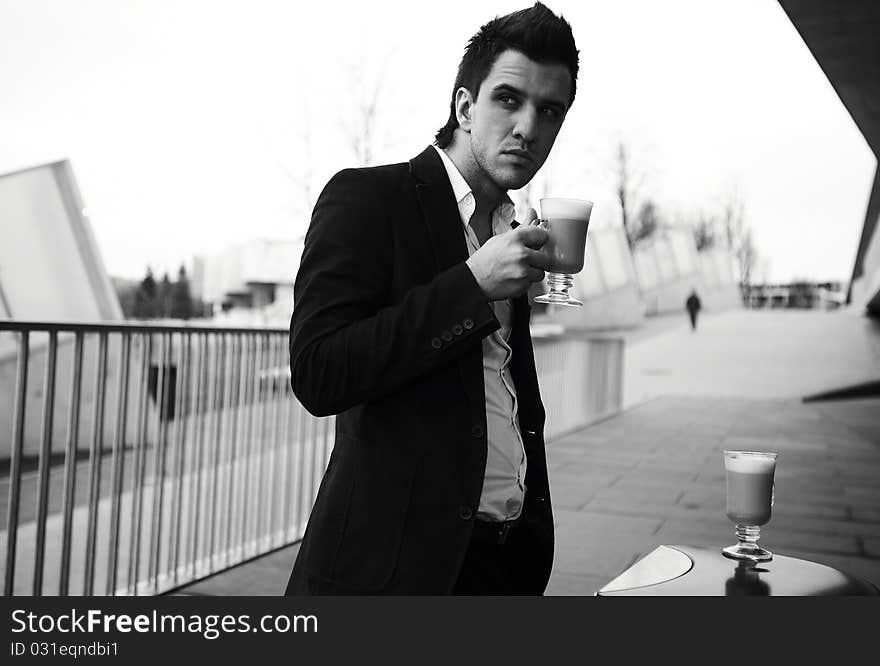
[614,140,637,248]
[255,79,318,230]
[612,139,658,249]
[692,211,718,252]
[720,189,759,288]
[340,47,399,167]
[633,199,662,246]
[737,227,758,289]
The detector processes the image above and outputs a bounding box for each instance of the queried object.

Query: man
[285,2,579,594]
[686,289,702,331]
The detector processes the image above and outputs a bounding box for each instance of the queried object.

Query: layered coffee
[539,198,592,274]
[724,452,776,526]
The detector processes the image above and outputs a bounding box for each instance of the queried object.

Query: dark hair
[434,2,579,148]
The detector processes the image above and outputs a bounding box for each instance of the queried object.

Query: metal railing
[1,321,333,596]
[1,320,623,596]
[533,334,624,441]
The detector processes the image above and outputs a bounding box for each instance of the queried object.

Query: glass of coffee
[533,197,593,307]
[722,450,778,562]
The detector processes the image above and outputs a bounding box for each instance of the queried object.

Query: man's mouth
[501,149,534,163]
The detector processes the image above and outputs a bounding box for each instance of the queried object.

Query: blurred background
[1,0,875,326]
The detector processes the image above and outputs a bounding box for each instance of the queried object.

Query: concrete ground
[176,307,880,596]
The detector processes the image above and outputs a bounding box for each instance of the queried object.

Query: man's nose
[512,106,538,145]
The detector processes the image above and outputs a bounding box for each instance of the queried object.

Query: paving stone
[769,502,850,521]
[852,507,880,523]
[177,543,300,596]
[761,530,860,557]
[862,537,880,558]
[547,485,594,511]
[592,485,684,506]
[554,508,663,536]
[584,497,718,522]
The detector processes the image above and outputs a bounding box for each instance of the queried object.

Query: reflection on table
[597,545,879,596]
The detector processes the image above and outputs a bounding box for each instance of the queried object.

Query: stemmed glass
[722,450,778,563]
[533,197,593,308]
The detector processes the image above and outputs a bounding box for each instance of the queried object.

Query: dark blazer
[285,145,553,594]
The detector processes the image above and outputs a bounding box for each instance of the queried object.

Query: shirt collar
[432,145,516,229]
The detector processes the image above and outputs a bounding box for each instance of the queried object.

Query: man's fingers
[516,224,549,249]
[523,207,538,225]
[524,247,552,270]
[526,267,546,284]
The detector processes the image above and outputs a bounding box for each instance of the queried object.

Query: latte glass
[534,197,593,307]
[722,450,778,563]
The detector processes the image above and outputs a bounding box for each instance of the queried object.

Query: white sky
[0,0,875,283]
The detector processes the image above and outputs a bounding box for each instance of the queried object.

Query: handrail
[0,320,290,335]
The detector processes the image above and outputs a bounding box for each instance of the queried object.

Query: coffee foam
[540,197,593,220]
[724,452,777,474]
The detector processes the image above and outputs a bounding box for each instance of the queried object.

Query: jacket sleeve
[289,168,499,416]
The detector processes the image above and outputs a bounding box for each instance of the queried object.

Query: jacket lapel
[409,146,486,416]
[410,146,470,273]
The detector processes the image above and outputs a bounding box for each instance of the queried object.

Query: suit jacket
[284,145,553,594]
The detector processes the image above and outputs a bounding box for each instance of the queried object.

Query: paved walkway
[177,307,880,595]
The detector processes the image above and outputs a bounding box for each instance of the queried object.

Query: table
[597,545,879,596]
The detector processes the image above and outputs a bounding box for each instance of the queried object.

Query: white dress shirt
[432,145,527,522]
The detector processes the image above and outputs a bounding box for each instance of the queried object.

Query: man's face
[459,49,571,195]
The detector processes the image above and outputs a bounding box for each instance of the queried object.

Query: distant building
[744,282,847,310]
[0,159,122,322]
[631,227,741,316]
[192,238,303,324]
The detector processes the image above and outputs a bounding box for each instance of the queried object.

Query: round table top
[597,545,879,596]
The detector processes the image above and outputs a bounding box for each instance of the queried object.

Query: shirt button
[458,506,473,520]
[452,324,463,335]
[463,318,474,330]
[471,425,484,438]
[441,330,453,342]
[431,337,442,349]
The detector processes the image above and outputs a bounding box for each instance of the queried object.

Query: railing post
[4,331,29,596]
[33,330,59,595]
[187,332,207,579]
[83,330,109,595]
[169,332,191,586]
[59,332,84,595]
[106,332,132,595]
[128,332,152,595]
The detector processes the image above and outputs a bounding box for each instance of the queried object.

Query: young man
[285,2,579,594]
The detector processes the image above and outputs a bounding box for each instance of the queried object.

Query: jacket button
[452,324,463,335]
[463,318,474,330]
[441,330,453,342]
[431,337,442,349]
[458,506,473,520]
[471,425,484,438]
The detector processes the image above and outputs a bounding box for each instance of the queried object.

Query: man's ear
[454,87,475,132]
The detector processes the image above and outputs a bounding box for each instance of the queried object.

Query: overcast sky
[0,0,875,283]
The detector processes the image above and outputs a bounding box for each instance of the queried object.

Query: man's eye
[499,95,516,106]
[541,107,560,119]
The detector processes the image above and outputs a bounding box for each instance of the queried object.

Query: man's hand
[466,214,551,301]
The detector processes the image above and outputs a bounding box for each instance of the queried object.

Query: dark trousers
[688,309,699,330]
[452,518,546,595]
